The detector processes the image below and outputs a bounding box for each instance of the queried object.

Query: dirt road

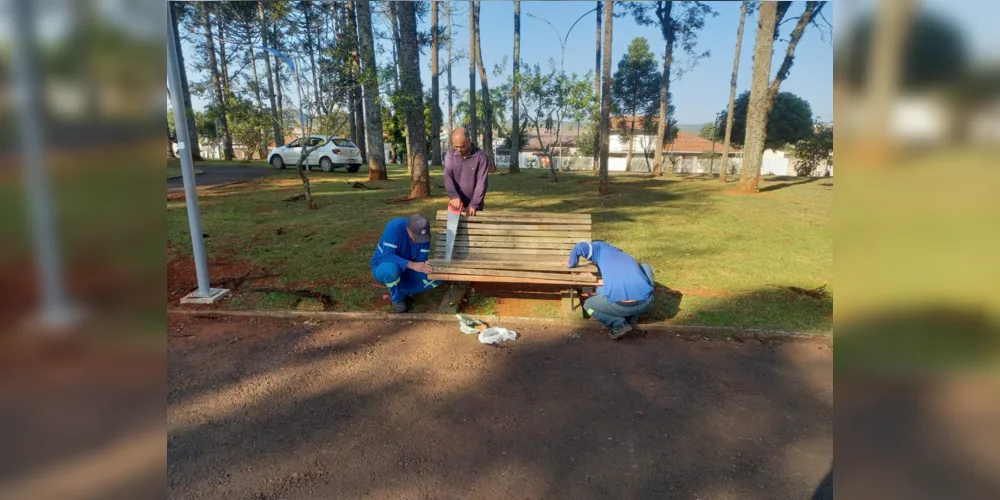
[168,315,832,499]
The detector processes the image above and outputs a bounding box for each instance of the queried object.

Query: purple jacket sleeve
[443,152,459,200]
[471,152,489,208]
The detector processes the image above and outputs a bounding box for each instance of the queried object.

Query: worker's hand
[408,261,433,275]
[448,198,462,211]
[466,205,477,217]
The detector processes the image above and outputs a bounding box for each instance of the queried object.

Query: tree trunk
[356,0,387,181]
[468,0,478,144]
[625,121,635,171]
[653,2,674,177]
[740,1,823,192]
[473,1,495,173]
[738,1,778,193]
[430,0,442,165]
[510,0,521,174]
[272,23,284,125]
[396,2,430,198]
[347,1,367,163]
[390,2,401,92]
[218,15,231,99]
[720,0,749,183]
[201,3,233,161]
[171,2,202,160]
[592,1,602,174]
[598,0,613,195]
[304,4,322,118]
[446,0,454,149]
[863,0,912,159]
[258,1,282,148]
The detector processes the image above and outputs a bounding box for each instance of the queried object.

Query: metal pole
[168,3,212,297]
[709,114,718,173]
[11,0,78,327]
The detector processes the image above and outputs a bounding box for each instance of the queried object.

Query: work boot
[405,296,415,310]
[392,300,408,314]
[609,323,633,340]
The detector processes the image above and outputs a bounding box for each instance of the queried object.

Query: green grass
[167,158,273,169]
[167,164,833,332]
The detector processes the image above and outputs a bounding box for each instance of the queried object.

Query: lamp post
[526,7,597,73]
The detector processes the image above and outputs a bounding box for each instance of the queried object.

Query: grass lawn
[167,164,833,332]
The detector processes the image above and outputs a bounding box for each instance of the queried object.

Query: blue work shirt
[370,218,432,270]
[569,241,653,303]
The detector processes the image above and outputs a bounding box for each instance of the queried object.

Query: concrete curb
[167,308,830,343]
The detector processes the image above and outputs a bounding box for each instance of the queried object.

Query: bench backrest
[432,210,591,263]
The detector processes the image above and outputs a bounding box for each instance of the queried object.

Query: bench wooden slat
[435,228,592,238]
[428,267,597,283]
[434,215,591,225]
[429,274,604,286]
[442,222,591,231]
[428,259,596,272]
[434,240,575,250]
[434,247,568,256]
[436,210,590,220]
[432,235,584,245]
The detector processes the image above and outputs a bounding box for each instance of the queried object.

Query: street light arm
[258,46,295,72]
[564,7,598,44]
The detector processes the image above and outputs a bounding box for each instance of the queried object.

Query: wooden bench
[426,210,602,317]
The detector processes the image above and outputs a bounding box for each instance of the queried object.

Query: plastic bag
[478,327,518,345]
[456,314,486,335]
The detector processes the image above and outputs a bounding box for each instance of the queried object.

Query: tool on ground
[444,201,463,264]
[456,314,487,334]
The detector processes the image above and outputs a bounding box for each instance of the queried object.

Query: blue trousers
[372,262,440,303]
[584,294,654,329]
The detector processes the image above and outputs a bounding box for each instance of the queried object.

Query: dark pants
[584,294,654,329]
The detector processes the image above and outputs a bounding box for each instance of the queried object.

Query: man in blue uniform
[371,214,441,313]
[568,241,655,340]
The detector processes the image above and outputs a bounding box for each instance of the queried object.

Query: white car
[267,135,363,173]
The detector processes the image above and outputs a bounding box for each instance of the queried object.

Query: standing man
[444,127,489,216]
[370,214,441,313]
[568,241,655,340]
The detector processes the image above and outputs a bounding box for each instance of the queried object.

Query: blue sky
[180,1,836,127]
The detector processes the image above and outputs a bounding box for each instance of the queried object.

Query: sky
[171,0,1000,128]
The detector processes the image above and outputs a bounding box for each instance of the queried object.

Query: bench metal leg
[437,282,470,314]
[561,289,586,320]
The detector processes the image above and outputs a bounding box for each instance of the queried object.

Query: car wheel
[320,157,334,172]
[270,155,285,170]
[346,164,360,173]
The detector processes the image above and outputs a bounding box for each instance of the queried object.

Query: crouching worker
[568,241,655,340]
[371,214,441,313]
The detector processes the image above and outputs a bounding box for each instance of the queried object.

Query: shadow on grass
[759,177,822,192]
[167,309,833,499]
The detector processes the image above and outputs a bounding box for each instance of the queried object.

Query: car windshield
[331,138,356,148]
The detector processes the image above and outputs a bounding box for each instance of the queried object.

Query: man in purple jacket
[444,127,489,216]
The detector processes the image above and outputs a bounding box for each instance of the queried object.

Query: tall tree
[473,1,495,172]
[716,91,814,152]
[445,0,455,148]
[510,0,521,173]
[518,65,592,183]
[598,0,613,194]
[170,2,202,160]
[258,0,282,148]
[200,2,234,160]
[468,0,478,144]
[592,1,602,173]
[395,2,431,198]
[389,1,401,92]
[720,0,750,182]
[347,1,367,163]
[356,0,387,181]
[628,1,715,176]
[611,37,661,170]
[430,0,442,165]
[739,1,826,192]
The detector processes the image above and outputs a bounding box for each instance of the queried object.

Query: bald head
[452,127,473,157]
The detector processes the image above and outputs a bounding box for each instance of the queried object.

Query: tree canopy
[715,91,814,151]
